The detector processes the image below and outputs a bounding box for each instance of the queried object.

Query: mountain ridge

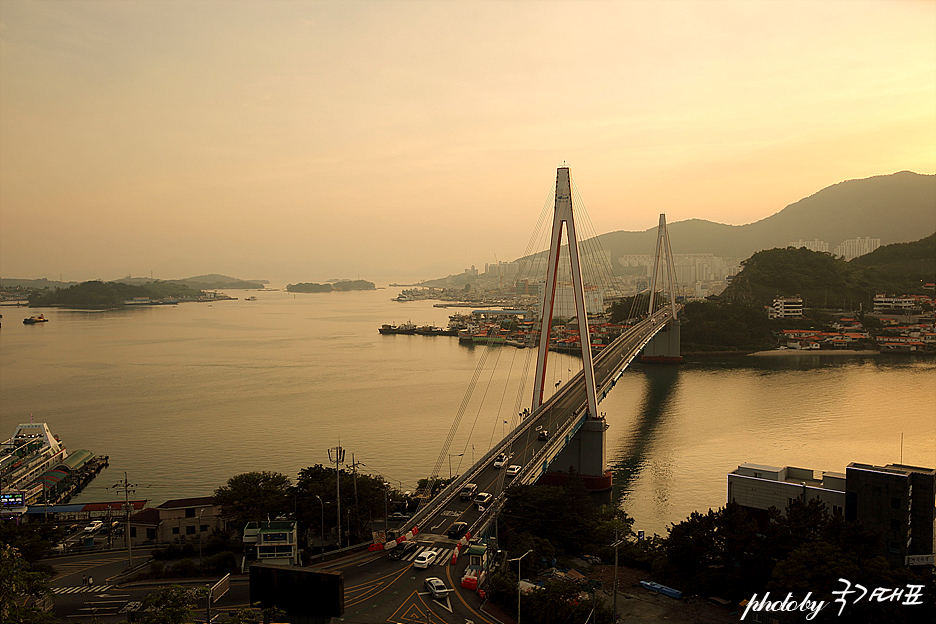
[590,171,935,261]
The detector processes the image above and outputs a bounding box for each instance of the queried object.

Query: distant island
[286,280,375,293]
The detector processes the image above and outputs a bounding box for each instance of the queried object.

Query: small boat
[23,315,49,325]
[245,296,258,301]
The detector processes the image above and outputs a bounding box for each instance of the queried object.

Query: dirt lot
[575,563,739,624]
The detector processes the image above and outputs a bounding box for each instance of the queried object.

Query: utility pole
[349,455,365,546]
[112,472,136,568]
[327,444,345,549]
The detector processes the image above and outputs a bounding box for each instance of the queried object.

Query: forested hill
[721,233,935,309]
[27,280,202,308]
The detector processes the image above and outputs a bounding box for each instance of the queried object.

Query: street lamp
[507,549,532,624]
[447,453,463,479]
[314,495,325,561]
[197,508,206,562]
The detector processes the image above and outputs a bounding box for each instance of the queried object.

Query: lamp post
[447,453,463,479]
[314,495,325,561]
[197,508,206,562]
[611,527,625,623]
[507,549,532,624]
[383,484,390,545]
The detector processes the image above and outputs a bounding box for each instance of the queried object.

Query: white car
[413,550,437,569]
[83,520,103,533]
[424,577,448,599]
[506,464,521,477]
[493,453,510,468]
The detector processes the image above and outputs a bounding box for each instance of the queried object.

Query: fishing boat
[23,315,48,324]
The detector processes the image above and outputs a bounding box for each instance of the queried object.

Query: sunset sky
[1,0,933,283]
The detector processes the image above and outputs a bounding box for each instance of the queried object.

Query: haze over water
[2,288,933,536]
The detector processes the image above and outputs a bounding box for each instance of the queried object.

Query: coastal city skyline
[1,1,934,283]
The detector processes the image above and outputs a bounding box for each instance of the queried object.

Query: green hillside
[720,233,935,310]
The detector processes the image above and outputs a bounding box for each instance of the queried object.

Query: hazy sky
[1,1,933,283]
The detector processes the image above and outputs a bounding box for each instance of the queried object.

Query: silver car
[424,577,448,599]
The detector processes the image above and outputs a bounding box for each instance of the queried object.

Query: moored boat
[23,315,48,324]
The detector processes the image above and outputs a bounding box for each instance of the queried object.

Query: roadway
[405,307,676,544]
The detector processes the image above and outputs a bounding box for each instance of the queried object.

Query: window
[172,527,180,535]
[833,505,842,516]
[891,518,901,531]
[200,524,208,533]
[889,541,900,554]
[186,525,196,535]
[185,508,196,518]
[891,497,901,510]
[130,527,137,538]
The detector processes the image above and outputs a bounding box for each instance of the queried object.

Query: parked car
[493,453,510,469]
[83,520,103,533]
[459,483,478,500]
[389,512,411,521]
[447,521,469,540]
[424,576,448,599]
[414,549,436,569]
[388,541,418,560]
[474,492,493,508]
[506,464,521,477]
[538,429,550,441]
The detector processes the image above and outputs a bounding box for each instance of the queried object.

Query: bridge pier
[537,418,613,491]
[640,318,684,364]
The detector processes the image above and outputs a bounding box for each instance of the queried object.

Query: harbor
[0,422,109,518]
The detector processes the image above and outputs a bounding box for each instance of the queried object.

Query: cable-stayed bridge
[373,166,683,563]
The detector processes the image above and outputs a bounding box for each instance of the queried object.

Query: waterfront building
[846,463,936,568]
[728,461,936,567]
[727,463,846,524]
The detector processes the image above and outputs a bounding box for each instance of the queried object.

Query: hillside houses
[776,314,935,352]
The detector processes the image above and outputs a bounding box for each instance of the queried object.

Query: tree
[138,585,198,624]
[213,471,292,535]
[0,544,54,624]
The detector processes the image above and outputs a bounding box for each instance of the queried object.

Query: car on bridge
[506,465,521,477]
[414,549,437,569]
[389,512,411,521]
[447,521,469,539]
[459,483,478,500]
[493,453,510,468]
[424,577,448,599]
[474,492,493,508]
[538,429,551,441]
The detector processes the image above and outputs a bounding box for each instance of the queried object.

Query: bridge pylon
[532,165,612,491]
[641,213,684,364]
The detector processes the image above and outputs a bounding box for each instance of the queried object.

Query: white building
[873,295,920,313]
[833,237,880,260]
[767,296,804,319]
[790,239,829,253]
[728,463,846,518]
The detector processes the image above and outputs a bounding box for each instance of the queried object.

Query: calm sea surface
[2,288,933,536]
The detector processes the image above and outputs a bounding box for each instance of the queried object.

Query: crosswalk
[398,544,456,566]
[52,585,112,594]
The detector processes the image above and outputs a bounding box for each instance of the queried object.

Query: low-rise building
[728,461,936,568]
[728,463,846,524]
[244,520,300,567]
[128,495,220,547]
